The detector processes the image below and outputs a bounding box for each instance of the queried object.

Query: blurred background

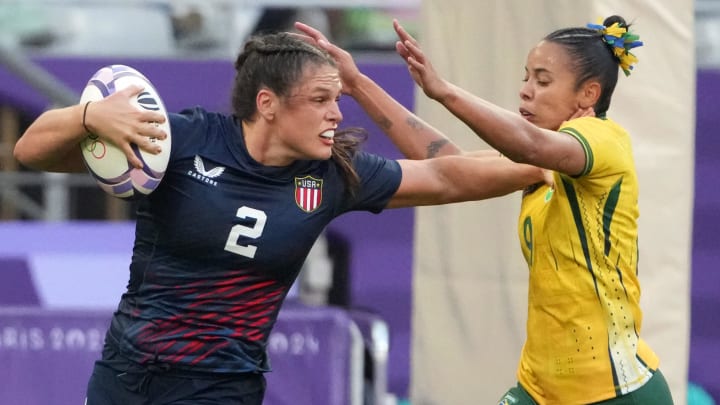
[0,1,717,404]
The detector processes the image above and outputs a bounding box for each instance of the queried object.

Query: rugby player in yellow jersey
[296,13,674,405]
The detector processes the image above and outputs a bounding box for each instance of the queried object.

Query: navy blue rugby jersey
[106,107,401,374]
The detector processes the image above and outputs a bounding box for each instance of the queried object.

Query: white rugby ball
[79,64,171,200]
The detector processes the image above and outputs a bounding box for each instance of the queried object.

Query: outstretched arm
[14,85,167,172]
[393,19,592,176]
[388,155,544,208]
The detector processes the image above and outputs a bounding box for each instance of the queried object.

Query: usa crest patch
[295,176,323,212]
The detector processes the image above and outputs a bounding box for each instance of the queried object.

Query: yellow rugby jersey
[516,117,660,404]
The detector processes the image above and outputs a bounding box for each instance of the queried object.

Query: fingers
[570,106,596,120]
[406,56,425,75]
[393,19,418,63]
[396,39,426,80]
[140,110,167,127]
[136,117,167,155]
[137,132,163,153]
[288,32,314,44]
[138,120,167,140]
[293,22,343,59]
[542,169,555,188]
[294,21,328,43]
[288,31,327,50]
[395,41,410,60]
[402,39,426,64]
[105,89,168,137]
[116,85,168,125]
[117,128,160,169]
[119,84,146,98]
[393,19,418,47]
[117,111,168,162]
[120,142,144,169]
[124,127,165,168]
[394,35,426,75]
[117,125,165,169]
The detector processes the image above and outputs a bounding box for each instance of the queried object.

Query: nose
[328,100,343,124]
[519,81,532,101]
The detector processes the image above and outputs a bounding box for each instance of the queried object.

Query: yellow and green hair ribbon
[587,20,643,76]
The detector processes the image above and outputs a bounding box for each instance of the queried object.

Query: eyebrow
[307,87,335,97]
[313,86,334,93]
[290,86,337,99]
[525,66,553,75]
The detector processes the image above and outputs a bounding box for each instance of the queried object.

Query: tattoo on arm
[427,139,449,158]
[406,116,424,131]
[405,116,449,158]
[377,115,392,131]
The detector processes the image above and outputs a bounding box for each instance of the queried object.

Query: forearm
[14,104,88,172]
[389,155,542,208]
[438,83,542,163]
[349,73,462,159]
[441,155,542,201]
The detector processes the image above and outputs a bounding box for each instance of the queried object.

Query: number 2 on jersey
[224,206,267,258]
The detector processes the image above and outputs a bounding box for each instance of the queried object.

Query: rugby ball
[79,64,171,200]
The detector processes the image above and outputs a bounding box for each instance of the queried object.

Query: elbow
[13,138,31,167]
[502,148,536,166]
[13,137,45,170]
[517,146,542,166]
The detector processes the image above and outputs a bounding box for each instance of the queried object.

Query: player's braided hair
[231,32,363,195]
[544,15,641,116]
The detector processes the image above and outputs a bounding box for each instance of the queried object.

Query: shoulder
[169,107,237,160]
[559,117,629,142]
[351,151,402,177]
[559,117,634,178]
[170,107,234,132]
[337,152,401,213]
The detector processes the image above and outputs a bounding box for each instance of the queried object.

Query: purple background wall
[689,69,720,401]
[1,57,719,401]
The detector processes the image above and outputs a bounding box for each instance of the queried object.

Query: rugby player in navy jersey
[15,32,548,404]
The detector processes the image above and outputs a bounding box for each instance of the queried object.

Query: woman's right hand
[393,19,450,102]
[84,85,167,168]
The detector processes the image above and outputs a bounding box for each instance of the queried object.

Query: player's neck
[241,120,295,167]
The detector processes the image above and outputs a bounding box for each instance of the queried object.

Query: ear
[256,88,277,121]
[578,80,601,109]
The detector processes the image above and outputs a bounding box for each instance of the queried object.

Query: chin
[537,120,558,130]
[311,149,333,161]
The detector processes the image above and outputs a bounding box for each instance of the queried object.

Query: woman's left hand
[393,19,450,102]
[293,22,364,96]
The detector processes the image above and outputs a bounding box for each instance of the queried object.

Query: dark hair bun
[603,15,629,29]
